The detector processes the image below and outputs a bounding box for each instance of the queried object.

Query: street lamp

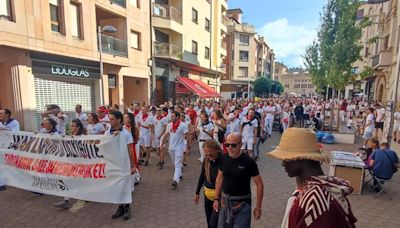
[215,64,226,94]
[247,76,255,99]
[98,25,118,106]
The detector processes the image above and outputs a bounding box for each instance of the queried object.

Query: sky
[228,0,327,68]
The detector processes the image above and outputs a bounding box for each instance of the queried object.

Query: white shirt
[197,121,214,140]
[166,121,189,150]
[137,114,153,136]
[394,112,400,125]
[264,106,276,119]
[240,117,258,138]
[376,108,385,122]
[86,123,105,135]
[365,113,375,132]
[104,128,133,145]
[50,114,68,135]
[75,112,88,128]
[229,114,241,134]
[153,116,168,138]
[0,119,20,131]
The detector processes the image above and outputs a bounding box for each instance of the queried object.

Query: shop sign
[32,60,100,79]
[51,64,90,78]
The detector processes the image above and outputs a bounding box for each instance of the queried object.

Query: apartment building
[273,62,288,82]
[0,0,151,131]
[280,70,316,97]
[151,0,228,104]
[220,8,275,99]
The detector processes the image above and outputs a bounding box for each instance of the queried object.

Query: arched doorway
[378,84,384,102]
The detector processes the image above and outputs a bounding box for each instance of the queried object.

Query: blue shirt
[371,149,399,180]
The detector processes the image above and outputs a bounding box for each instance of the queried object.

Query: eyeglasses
[225,143,240,148]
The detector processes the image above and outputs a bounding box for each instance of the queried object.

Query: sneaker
[0,185,6,191]
[159,161,164,169]
[171,181,177,189]
[54,200,72,209]
[144,160,149,166]
[123,205,131,220]
[112,205,125,219]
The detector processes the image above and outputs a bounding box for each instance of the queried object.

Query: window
[239,67,248,77]
[294,84,300,88]
[365,47,369,57]
[70,2,82,39]
[275,68,280,74]
[284,84,289,88]
[383,35,389,50]
[205,18,210,31]
[205,47,210,59]
[131,30,141,50]
[308,84,314,88]
[0,0,13,21]
[239,51,249,61]
[239,34,249,45]
[129,0,140,8]
[301,84,307,88]
[50,0,64,34]
[192,40,198,54]
[192,8,198,23]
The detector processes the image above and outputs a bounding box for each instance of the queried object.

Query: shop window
[0,0,14,21]
[50,0,65,34]
[70,1,83,39]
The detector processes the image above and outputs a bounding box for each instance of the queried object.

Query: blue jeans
[219,201,251,228]
[253,138,262,158]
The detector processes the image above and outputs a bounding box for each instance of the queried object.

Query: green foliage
[253,77,284,97]
[367,35,380,44]
[359,66,374,79]
[303,0,366,94]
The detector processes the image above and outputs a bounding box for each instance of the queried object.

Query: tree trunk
[336,90,341,131]
[330,88,336,132]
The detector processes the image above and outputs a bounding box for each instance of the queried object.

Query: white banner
[0,131,132,204]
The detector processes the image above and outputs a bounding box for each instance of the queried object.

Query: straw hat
[267,128,329,162]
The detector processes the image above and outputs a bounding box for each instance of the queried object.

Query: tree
[254,77,284,97]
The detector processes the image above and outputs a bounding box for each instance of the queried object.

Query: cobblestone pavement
[0,133,399,228]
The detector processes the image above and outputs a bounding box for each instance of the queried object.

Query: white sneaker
[54,200,72,209]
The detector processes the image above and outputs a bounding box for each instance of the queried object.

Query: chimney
[227,8,243,24]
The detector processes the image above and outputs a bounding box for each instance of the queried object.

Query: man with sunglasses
[213,132,264,228]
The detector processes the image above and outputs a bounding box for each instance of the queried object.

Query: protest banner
[0,131,132,204]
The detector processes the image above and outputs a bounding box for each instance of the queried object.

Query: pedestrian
[281,106,291,132]
[361,108,375,150]
[374,103,385,139]
[54,119,85,209]
[152,108,167,169]
[240,108,258,158]
[86,113,105,135]
[105,111,134,220]
[212,109,227,145]
[196,112,214,163]
[123,113,140,182]
[75,104,88,128]
[393,106,400,143]
[137,106,153,166]
[39,118,59,135]
[213,132,264,228]
[264,101,275,138]
[0,109,20,131]
[195,139,222,228]
[268,128,357,228]
[294,102,304,128]
[161,112,189,188]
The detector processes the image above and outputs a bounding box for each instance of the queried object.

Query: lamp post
[98,25,117,106]
[215,64,226,94]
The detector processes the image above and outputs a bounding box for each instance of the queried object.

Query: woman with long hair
[86,112,105,135]
[212,110,227,145]
[194,140,222,228]
[124,113,139,173]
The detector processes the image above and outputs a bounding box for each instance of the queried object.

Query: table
[329,151,366,194]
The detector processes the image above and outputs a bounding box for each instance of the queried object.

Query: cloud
[257,18,317,67]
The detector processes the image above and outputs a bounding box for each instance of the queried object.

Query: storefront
[30,52,101,128]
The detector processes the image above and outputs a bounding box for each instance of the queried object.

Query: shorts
[152,137,161,148]
[363,131,373,140]
[139,135,151,147]
[393,124,400,132]
[241,137,254,151]
[375,122,384,129]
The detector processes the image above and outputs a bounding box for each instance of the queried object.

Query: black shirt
[196,157,220,194]
[219,153,259,197]
[294,105,304,116]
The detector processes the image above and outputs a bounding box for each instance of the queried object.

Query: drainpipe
[149,1,156,105]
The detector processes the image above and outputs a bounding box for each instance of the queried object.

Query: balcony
[221,15,230,26]
[152,3,182,24]
[110,0,126,8]
[99,34,128,57]
[154,42,182,60]
[371,50,391,69]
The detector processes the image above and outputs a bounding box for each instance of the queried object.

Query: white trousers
[198,141,205,162]
[265,118,274,135]
[169,149,184,183]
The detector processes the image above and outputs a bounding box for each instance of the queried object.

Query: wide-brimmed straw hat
[267,128,329,162]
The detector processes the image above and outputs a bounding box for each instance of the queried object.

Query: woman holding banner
[54,119,85,209]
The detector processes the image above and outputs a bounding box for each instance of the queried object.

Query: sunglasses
[225,143,240,148]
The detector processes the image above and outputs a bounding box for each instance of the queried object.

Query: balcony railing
[110,0,126,8]
[99,34,128,57]
[152,3,182,24]
[154,42,182,59]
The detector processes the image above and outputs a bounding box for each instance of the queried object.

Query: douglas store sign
[31,53,100,79]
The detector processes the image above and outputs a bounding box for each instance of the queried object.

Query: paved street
[0,133,399,228]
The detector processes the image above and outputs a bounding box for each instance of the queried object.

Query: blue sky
[228,0,326,68]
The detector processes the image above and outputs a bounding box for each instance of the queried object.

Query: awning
[176,77,221,98]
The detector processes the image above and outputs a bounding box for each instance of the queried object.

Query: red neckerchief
[171,120,181,133]
[246,115,253,121]
[163,112,168,117]
[133,110,139,116]
[234,113,239,118]
[156,115,163,120]
[142,114,148,121]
